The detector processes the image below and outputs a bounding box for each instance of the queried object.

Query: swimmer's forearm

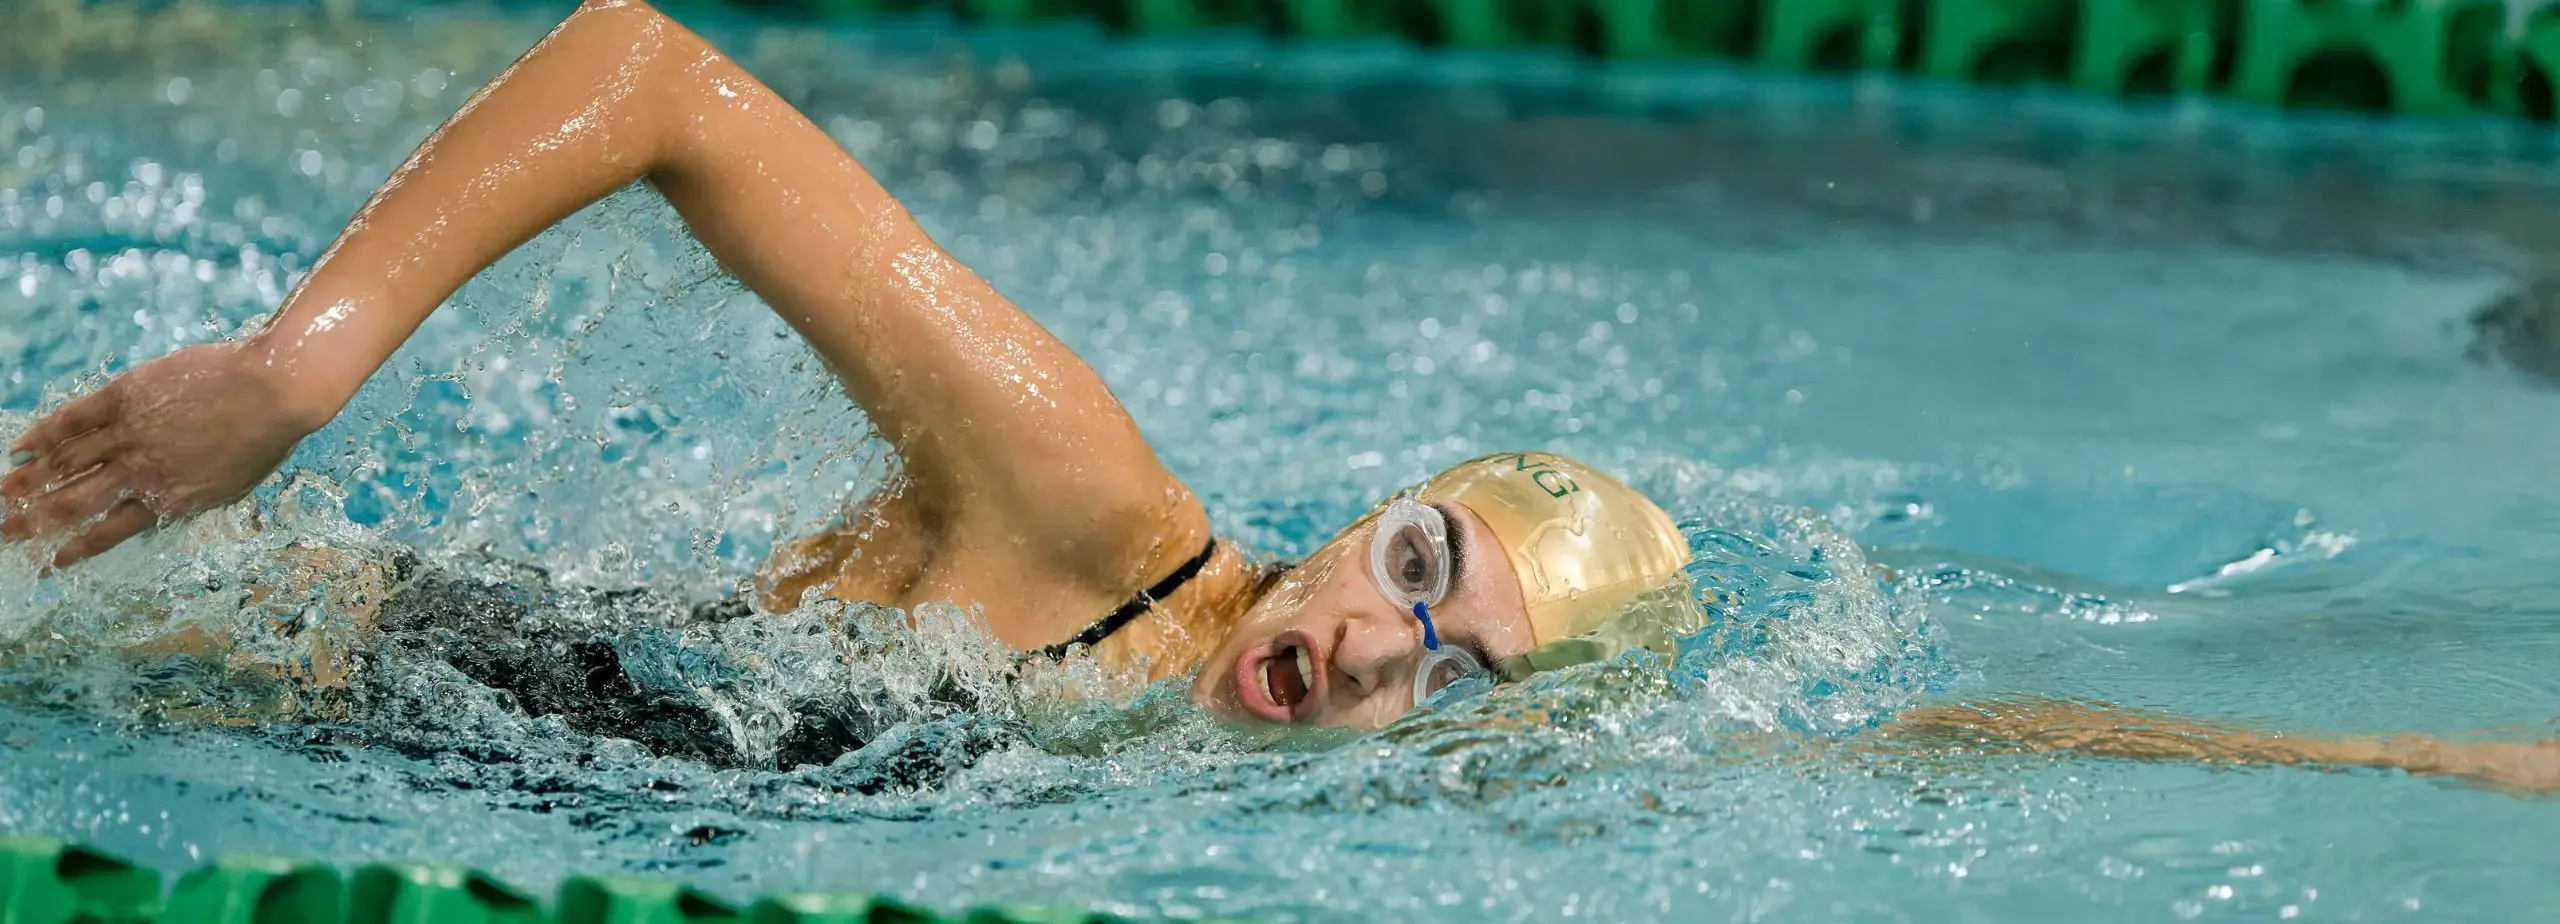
[1873,698,2464,778]
[244,0,728,429]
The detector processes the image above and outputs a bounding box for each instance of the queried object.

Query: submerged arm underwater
[1866,696,2560,796]
[0,0,1218,653]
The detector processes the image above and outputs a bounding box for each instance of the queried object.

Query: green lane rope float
[740,0,2560,123]
[0,837,1211,924]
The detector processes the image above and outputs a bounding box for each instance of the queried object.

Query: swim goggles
[1368,495,1488,709]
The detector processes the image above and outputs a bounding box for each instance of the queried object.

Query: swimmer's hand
[2,340,321,567]
[2422,739,2560,796]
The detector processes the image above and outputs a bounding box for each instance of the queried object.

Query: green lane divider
[748,894,933,924]
[2221,0,2504,115]
[0,839,1175,924]
[2068,0,2220,98]
[169,857,343,924]
[743,0,2560,124]
[0,837,158,924]
[348,865,542,924]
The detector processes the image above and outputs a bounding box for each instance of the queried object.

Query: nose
[1331,603,1425,698]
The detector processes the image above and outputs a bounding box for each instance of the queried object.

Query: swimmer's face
[1190,501,1534,729]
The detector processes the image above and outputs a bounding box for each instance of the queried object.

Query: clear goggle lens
[1367,496,1487,709]
[1413,638,1486,706]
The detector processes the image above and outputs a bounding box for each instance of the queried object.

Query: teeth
[1294,646,1315,695]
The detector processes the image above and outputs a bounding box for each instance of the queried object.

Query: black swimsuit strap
[1030,537,1220,661]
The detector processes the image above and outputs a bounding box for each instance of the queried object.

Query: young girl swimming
[5,0,2556,789]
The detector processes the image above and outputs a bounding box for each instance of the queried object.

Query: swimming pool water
[5,1,2560,921]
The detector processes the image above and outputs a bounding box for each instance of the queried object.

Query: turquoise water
[6,2,2560,921]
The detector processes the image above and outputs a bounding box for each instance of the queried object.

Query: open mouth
[1233,631,1322,723]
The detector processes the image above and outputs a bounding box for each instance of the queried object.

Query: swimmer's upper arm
[619,4,1200,585]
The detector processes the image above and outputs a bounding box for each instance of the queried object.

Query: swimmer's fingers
[0,427,123,504]
[0,464,138,545]
[6,388,119,465]
[47,500,159,570]
[3,390,122,503]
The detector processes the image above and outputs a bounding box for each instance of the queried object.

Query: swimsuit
[368,538,1220,769]
[1028,536,1217,661]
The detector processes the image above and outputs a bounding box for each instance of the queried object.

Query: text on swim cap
[1490,452,1580,499]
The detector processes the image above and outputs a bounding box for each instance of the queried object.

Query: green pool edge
[665,0,2560,124]
[0,836,1255,924]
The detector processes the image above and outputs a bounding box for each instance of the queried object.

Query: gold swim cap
[1411,452,1701,680]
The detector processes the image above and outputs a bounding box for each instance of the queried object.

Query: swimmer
[6,0,2558,790]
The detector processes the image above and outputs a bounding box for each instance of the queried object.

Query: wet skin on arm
[0,0,1216,658]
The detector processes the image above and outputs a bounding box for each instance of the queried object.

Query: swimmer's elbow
[572,0,671,21]
[534,0,717,169]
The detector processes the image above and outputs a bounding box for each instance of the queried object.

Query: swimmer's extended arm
[1871,696,2560,795]
[4,0,1203,597]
